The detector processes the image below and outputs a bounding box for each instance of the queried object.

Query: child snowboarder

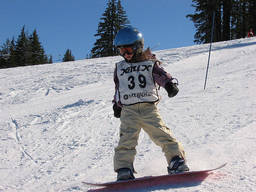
[112,27,189,181]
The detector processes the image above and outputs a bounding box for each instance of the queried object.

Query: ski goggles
[118,46,134,56]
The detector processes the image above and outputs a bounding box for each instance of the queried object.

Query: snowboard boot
[167,156,189,174]
[117,168,135,181]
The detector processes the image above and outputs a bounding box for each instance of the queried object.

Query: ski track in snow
[0,37,256,192]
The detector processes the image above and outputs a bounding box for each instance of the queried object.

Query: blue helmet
[114,27,144,47]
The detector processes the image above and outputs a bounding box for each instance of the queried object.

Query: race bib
[116,60,159,105]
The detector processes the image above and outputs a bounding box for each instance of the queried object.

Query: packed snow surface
[0,37,256,192]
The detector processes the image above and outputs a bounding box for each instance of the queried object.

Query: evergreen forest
[1,0,255,69]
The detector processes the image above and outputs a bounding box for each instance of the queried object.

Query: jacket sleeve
[112,65,121,106]
[152,61,173,87]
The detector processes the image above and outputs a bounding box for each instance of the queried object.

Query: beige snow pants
[114,102,185,172]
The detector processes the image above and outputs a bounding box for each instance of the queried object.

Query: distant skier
[112,27,189,181]
[247,28,254,37]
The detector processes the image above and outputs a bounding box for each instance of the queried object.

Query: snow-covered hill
[0,37,256,192]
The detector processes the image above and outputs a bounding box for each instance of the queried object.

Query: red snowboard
[83,163,226,192]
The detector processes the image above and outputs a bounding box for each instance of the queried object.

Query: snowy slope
[0,37,256,192]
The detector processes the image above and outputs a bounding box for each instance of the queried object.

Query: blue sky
[0,0,196,62]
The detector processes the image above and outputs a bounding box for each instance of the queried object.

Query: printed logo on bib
[123,92,154,100]
[120,65,152,76]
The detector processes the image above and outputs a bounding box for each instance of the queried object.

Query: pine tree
[0,26,50,68]
[14,26,30,66]
[116,0,130,31]
[186,0,218,44]
[115,0,130,54]
[90,0,130,58]
[29,30,48,65]
[0,38,14,68]
[222,0,232,41]
[188,0,256,43]
[248,0,256,33]
[214,0,222,42]
[48,55,53,63]
[63,49,75,62]
[231,0,250,39]
[239,0,256,37]
[5,38,16,68]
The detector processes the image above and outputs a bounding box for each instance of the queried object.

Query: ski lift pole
[204,9,216,90]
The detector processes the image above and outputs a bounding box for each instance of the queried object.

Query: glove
[113,103,122,118]
[165,79,179,98]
